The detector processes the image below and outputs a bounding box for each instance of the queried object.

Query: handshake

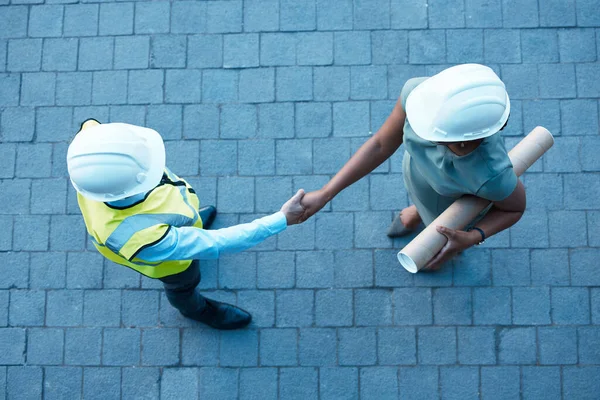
[279,188,330,226]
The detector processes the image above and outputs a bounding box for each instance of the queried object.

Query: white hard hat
[405,64,510,142]
[67,123,166,202]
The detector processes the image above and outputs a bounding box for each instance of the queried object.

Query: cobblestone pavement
[1,0,600,399]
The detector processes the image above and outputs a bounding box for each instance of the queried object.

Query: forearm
[468,207,524,245]
[136,212,287,262]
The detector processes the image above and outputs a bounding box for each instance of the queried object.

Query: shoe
[183,298,252,330]
[386,213,416,238]
[199,205,217,229]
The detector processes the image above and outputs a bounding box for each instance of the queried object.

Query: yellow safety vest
[78,168,203,278]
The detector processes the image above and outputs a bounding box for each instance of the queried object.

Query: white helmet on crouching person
[66,122,166,202]
[405,63,511,143]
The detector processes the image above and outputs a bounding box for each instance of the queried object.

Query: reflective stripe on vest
[77,169,203,278]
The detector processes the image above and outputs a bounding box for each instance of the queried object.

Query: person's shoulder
[400,77,430,107]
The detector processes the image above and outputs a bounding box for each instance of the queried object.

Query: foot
[183,298,252,330]
[199,205,217,229]
[387,205,422,238]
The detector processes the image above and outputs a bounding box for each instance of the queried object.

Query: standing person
[67,120,305,330]
[299,64,526,270]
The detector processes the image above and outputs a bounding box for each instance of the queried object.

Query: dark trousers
[159,260,206,315]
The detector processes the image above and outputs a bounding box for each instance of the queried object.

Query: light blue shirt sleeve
[136,212,288,262]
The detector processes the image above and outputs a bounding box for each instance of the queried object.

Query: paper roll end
[398,251,419,274]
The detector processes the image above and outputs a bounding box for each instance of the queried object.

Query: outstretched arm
[300,97,407,221]
[137,190,306,261]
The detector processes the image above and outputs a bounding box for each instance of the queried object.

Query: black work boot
[199,205,217,229]
[182,298,252,330]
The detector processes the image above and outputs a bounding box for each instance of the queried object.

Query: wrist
[467,227,485,245]
[321,185,336,202]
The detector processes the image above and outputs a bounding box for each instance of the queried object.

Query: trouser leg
[159,260,206,315]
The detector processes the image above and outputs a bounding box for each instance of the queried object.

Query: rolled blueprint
[397,126,555,273]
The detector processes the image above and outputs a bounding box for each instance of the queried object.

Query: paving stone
[135,1,169,34]
[563,366,600,400]
[298,328,336,366]
[280,0,316,31]
[502,0,538,27]
[276,290,314,327]
[334,250,372,287]
[538,327,577,365]
[521,30,559,63]
[360,367,398,400]
[378,327,416,365]
[239,368,278,400]
[354,289,392,326]
[334,31,371,65]
[258,103,294,138]
[523,99,561,136]
[480,367,520,400]
[551,287,590,324]
[539,0,576,26]
[374,249,413,287]
[393,288,432,325]
[521,367,561,399]
[64,328,102,365]
[46,290,83,327]
[257,251,295,289]
[27,328,64,365]
[9,290,45,326]
[84,290,121,327]
[500,64,539,99]
[21,72,55,106]
[102,328,140,366]
[565,174,600,210]
[398,366,438,400]
[239,68,275,103]
[472,287,511,325]
[571,249,600,286]
[531,249,570,286]
[206,0,242,33]
[83,367,120,400]
[170,1,206,34]
[119,290,161,326]
[409,30,446,64]
[315,289,353,327]
[44,367,83,400]
[578,326,600,364]
[7,367,43,400]
[244,0,279,32]
[428,0,465,28]
[78,37,114,71]
[391,0,427,28]
[0,329,25,365]
[333,101,370,137]
[142,328,180,366]
[99,3,133,36]
[221,104,257,138]
[0,145,16,180]
[319,367,359,399]
[512,287,551,325]
[29,5,63,37]
[562,99,599,135]
[181,329,219,366]
[575,0,600,26]
[445,29,483,64]
[13,215,49,251]
[66,252,103,289]
[418,327,456,365]
[457,327,496,366]
[498,327,537,364]
[260,328,297,366]
[7,39,42,72]
[338,328,376,366]
[0,6,28,38]
[220,329,259,367]
[492,249,530,286]
[63,5,98,37]
[0,74,20,106]
[0,252,29,289]
[439,367,479,400]
[121,368,159,399]
[162,368,199,400]
[538,63,577,98]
